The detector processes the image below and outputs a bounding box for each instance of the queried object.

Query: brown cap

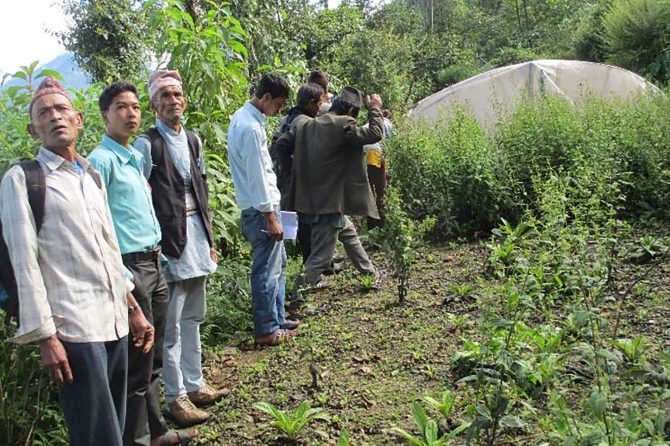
[338,86,362,109]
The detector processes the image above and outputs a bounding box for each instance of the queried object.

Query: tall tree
[603,0,670,83]
[58,0,151,83]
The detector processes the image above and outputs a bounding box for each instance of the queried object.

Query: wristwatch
[128,303,140,315]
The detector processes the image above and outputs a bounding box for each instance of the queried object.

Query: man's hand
[210,247,218,263]
[264,211,284,241]
[129,308,155,354]
[367,93,382,110]
[39,335,73,386]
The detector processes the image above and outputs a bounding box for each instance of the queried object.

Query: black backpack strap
[185,130,201,164]
[18,160,46,233]
[144,127,164,171]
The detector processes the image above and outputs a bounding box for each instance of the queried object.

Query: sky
[0,0,68,77]
[0,0,350,78]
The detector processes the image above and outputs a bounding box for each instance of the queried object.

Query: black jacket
[142,127,213,258]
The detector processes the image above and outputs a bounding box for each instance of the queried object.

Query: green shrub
[387,109,513,238]
[390,93,670,240]
[495,96,586,208]
[201,256,253,347]
[603,0,670,83]
[0,324,67,446]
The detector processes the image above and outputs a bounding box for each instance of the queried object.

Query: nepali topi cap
[148,70,183,99]
[29,76,72,114]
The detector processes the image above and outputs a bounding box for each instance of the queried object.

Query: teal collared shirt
[88,135,161,255]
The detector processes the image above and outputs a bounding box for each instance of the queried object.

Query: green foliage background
[1,0,670,444]
[387,93,670,240]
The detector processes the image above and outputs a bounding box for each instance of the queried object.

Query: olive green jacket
[277,107,384,218]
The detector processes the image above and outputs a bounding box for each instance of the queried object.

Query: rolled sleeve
[0,167,56,344]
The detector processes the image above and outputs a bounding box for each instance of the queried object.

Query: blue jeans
[241,207,287,336]
[60,336,128,446]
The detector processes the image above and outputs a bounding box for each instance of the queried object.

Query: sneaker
[168,395,210,427]
[187,384,230,407]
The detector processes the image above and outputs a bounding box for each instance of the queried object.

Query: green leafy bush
[381,187,435,302]
[603,0,670,83]
[388,93,670,241]
[386,109,512,238]
[201,257,252,347]
[0,324,67,446]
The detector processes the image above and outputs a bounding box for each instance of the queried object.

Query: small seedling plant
[253,400,329,442]
[381,186,435,303]
[422,390,457,422]
[393,402,470,445]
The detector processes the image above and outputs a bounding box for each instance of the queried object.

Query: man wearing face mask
[134,71,228,429]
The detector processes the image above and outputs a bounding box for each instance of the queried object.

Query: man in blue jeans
[228,73,295,346]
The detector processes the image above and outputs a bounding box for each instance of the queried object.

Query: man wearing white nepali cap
[134,70,228,428]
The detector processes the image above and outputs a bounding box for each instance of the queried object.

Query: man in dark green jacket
[278,86,384,288]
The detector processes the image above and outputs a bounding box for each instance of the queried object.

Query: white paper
[281,211,298,240]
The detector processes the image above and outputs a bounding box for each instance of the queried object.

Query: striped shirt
[0,148,130,344]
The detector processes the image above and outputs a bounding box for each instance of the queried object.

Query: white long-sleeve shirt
[227,101,280,212]
[0,148,130,344]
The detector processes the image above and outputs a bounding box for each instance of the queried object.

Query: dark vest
[143,127,213,258]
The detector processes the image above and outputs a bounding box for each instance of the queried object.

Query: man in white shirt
[0,76,154,446]
[227,73,295,346]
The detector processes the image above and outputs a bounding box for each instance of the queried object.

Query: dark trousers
[297,220,312,262]
[367,164,386,229]
[60,336,128,446]
[123,256,169,446]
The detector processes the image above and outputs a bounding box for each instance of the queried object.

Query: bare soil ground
[189,225,670,445]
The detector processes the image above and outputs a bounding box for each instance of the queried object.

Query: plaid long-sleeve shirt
[0,148,130,344]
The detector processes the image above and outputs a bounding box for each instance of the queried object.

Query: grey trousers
[304,216,375,285]
[122,257,169,446]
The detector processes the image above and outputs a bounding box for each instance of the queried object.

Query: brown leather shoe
[187,384,230,407]
[255,328,296,347]
[168,395,210,427]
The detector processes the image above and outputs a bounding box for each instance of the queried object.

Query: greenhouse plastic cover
[411,60,657,128]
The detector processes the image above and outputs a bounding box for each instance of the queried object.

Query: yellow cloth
[365,148,384,168]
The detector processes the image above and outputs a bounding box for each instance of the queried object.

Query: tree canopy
[57,0,669,113]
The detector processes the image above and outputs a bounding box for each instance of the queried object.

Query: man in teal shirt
[88,81,196,446]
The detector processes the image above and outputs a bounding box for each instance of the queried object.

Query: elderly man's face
[151,85,186,126]
[28,94,83,149]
